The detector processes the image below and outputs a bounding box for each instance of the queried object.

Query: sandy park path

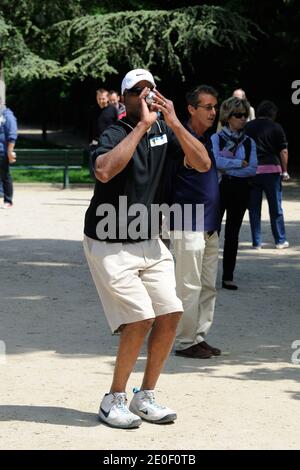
[0,182,299,450]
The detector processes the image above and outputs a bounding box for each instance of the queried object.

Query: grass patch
[12,139,91,183]
[11,167,94,184]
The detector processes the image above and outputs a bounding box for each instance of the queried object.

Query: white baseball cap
[121,69,156,95]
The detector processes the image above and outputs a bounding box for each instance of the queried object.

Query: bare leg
[141,312,182,390]
[110,318,154,393]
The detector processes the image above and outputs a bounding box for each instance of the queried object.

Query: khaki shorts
[83,235,183,333]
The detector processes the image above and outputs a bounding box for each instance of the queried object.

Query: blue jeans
[0,154,13,204]
[249,173,286,246]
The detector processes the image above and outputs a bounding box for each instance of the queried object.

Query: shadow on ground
[0,405,99,427]
[1,233,299,381]
[1,180,300,389]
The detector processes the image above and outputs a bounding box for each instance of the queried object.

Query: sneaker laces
[112,393,131,414]
[143,390,166,410]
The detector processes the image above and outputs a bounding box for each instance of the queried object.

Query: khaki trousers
[172,231,219,350]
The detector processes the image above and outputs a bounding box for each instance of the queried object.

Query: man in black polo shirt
[83,69,211,429]
[88,88,118,178]
[88,88,118,145]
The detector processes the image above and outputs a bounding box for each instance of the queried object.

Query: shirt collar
[120,118,162,136]
[185,121,210,144]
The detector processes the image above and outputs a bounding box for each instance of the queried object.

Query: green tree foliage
[62,5,258,81]
[0,2,258,82]
[0,0,89,79]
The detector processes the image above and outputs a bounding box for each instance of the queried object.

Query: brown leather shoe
[200,341,221,356]
[175,343,213,359]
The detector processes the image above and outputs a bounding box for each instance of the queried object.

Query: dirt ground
[0,181,299,450]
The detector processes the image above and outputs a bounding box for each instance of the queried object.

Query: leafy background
[1,0,299,167]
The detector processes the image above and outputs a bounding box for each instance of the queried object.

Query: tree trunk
[41,80,47,142]
[0,58,6,105]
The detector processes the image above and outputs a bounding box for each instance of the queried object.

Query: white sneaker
[129,389,177,424]
[1,202,13,209]
[275,241,289,249]
[98,392,142,429]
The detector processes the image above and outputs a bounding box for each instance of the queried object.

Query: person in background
[211,97,257,290]
[233,88,255,121]
[109,90,126,119]
[245,100,290,250]
[88,88,118,177]
[168,85,221,359]
[88,88,118,146]
[0,99,17,209]
[216,88,255,132]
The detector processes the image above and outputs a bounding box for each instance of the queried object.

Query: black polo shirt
[84,118,184,242]
[88,104,118,143]
[245,118,288,166]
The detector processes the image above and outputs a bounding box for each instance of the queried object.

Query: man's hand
[7,151,16,164]
[282,171,290,181]
[139,87,159,129]
[150,89,210,172]
[151,90,180,129]
[241,160,248,167]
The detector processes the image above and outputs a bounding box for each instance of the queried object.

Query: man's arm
[280,148,290,180]
[152,91,211,172]
[7,141,16,163]
[171,121,211,172]
[95,88,158,183]
[95,121,149,183]
[5,110,17,163]
[276,124,289,180]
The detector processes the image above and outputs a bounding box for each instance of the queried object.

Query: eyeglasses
[126,86,154,96]
[195,104,218,112]
[231,112,248,119]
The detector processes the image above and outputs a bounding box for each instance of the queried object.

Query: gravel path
[0,182,299,450]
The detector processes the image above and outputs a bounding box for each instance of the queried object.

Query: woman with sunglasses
[211,97,257,290]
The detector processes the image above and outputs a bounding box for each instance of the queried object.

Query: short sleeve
[92,125,127,167]
[274,123,288,152]
[4,109,18,142]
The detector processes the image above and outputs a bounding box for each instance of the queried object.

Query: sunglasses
[196,104,218,112]
[231,112,248,119]
[126,86,154,96]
